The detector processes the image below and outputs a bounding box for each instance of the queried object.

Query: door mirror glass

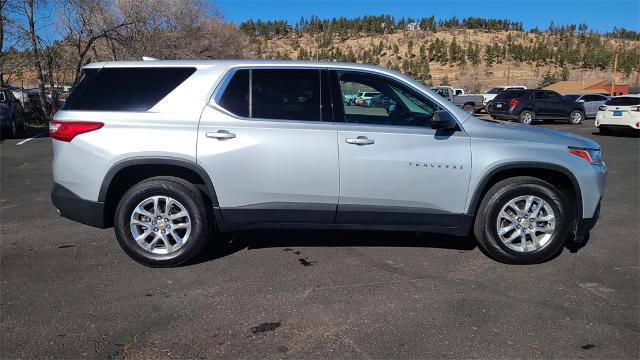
[431,110,457,130]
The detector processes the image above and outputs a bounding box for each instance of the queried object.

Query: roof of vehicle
[83,59,391,72]
[613,94,640,98]
[565,93,609,96]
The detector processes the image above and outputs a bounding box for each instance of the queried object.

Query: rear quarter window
[62,67,196,111]
[495,90,527,99]
[605,97,640,106]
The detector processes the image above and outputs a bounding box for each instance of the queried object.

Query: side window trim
[330,69,454,130]
[212,66,328,123]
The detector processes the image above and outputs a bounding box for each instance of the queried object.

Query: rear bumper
[51,183,108,228]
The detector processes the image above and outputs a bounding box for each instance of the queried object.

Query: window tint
[63,67,195,111]
[486,87,504,94]
[496,90,527,99]
[218,69,249,117]
[251,69,320,121]
[565,95,580,102]
[337,71,438,127]
[546,92,562,101]
[605,97,640,106]
[534,91,546,100]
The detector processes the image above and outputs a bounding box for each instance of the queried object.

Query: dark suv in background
[0,87,26,138]
[490,89,586,125]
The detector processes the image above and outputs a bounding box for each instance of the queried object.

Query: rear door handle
[206,130,236,140]
[345,136,375,145]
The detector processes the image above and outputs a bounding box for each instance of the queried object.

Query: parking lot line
[16,134,43,146]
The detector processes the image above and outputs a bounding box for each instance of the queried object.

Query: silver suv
[50,60,606,267]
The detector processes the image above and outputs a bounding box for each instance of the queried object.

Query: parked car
[364,93,396,109]
[430,86,484,114]
[343,94,358,105]
[0,87,26,137]
[564,93,609,118]
[595,94,640,135]
[51,60,605,267]
[355,91,380,106]
[479,85,527,111]
[490,89,586,125]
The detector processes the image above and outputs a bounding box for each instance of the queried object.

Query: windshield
[486,87,505,94]
[565,95,580,102]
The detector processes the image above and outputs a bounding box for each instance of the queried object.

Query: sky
[215,0,640,32]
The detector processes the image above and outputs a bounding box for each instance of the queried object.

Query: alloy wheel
[129,196,192,254]
[496,195,556,252]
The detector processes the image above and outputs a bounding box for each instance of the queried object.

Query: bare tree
[22,0,51,119]
[1,0,6,86]
[56,0,131,84]
[112,0,245,60]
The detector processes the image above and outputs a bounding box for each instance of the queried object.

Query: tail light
[631,106,640,112]
[508,98,520,109]
[49,120,104,142]
[598,105,607,111]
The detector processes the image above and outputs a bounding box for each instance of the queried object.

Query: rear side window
[251,69,321,121]
[63,67,196,111]
[218,69,249,117]
[496,90,527,99]
[605,97,640,106]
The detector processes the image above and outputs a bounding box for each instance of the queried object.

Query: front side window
[546,92,563,101]
[337,71,438,127]
[252,69,321,121]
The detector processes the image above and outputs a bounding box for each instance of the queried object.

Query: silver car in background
[564,93,609,118]
[50,60,606,267]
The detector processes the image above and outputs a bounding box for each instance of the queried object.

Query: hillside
[242,19,640,92]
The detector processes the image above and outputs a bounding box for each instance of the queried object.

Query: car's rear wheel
[474,176,570,264]
[569,110,584,125]
[518,110,534,125]
[114,176,211,267]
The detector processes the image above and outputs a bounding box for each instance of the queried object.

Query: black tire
[114,176,212,267]
[568,110,584,125]
[473,176,571,264]
[463,104,475,114]
[518,110,534,125]
[485,101,493,113]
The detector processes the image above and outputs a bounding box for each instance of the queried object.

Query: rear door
[197,68,339,224]
[545,91,567,118]
[332,70,471,227]
[583,95,607,117]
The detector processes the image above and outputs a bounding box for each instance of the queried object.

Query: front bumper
[51,183,108,228]
[576,200,601,238]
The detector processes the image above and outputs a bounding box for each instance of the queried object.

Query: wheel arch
[99,157,218,227]
[467,162,582,221]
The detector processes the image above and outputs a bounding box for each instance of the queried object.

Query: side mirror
[431,110,457,130]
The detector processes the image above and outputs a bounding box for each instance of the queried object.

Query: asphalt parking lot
[1,119,638,359]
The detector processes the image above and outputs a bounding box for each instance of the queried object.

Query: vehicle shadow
[0,126,49,142]
[191,229,478,265]
[591,131,639,138]
[192,229,592,265]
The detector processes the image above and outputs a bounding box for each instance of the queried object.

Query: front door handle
[206,130,236,140]
[345,136,375,145]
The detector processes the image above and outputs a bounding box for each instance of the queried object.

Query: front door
[332,70,471,226]
[197,68,339,224]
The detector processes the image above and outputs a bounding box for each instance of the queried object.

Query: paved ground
[1,120,638,359]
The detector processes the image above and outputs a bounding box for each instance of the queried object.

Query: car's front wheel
[114,176,212,267]
[474,176,570,264]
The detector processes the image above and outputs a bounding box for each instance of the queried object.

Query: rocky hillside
[241,17,640,92]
